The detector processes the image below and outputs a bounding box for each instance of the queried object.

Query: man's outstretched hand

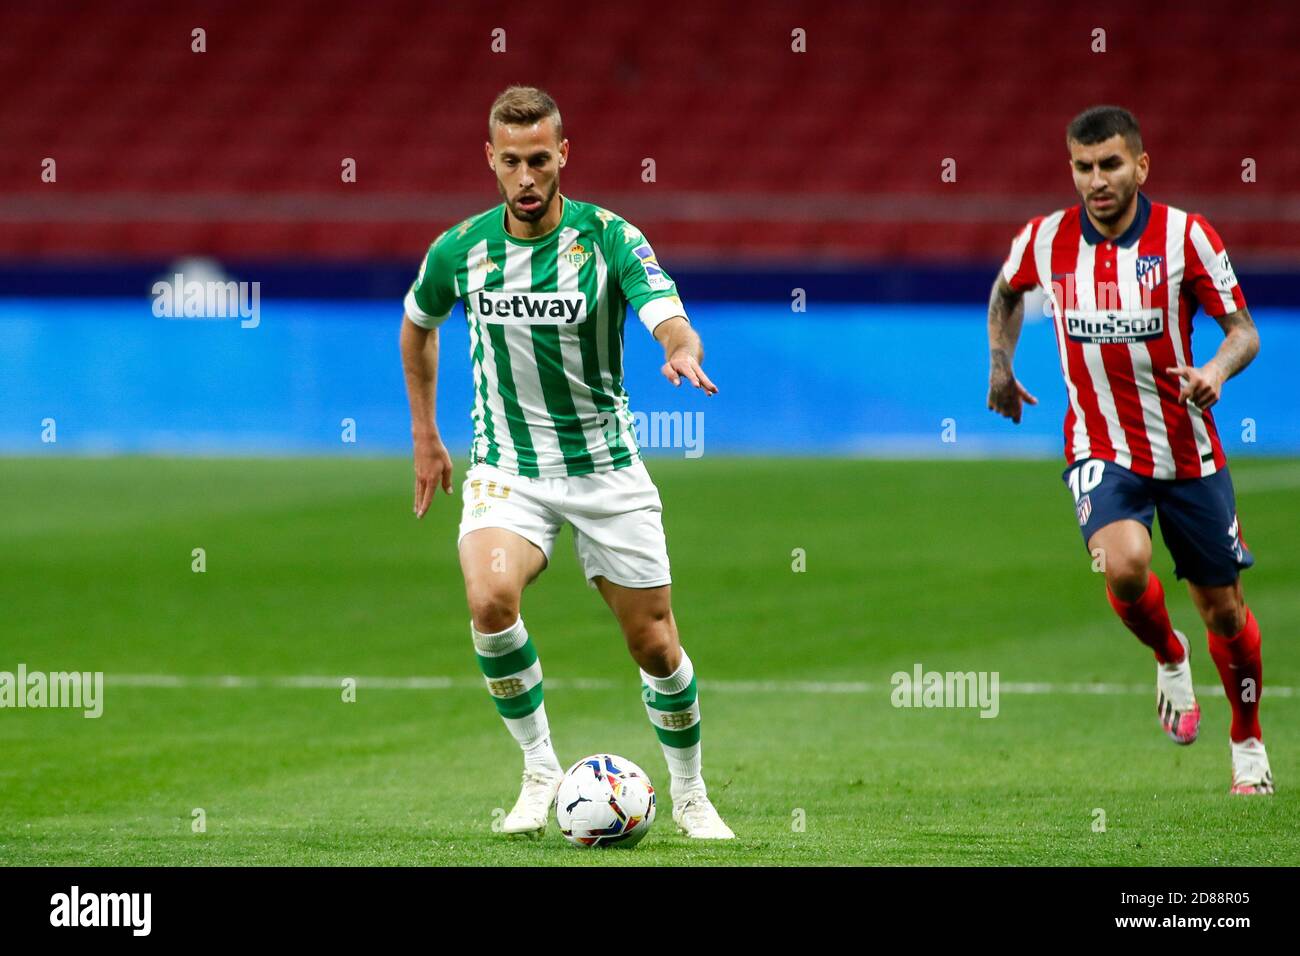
[987,374,1038,425]
[661,348,718,395]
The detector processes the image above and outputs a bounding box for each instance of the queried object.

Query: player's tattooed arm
[400,315,454,516]
[1166,307,1259,410]
[654,316,718,394]
[986,276,1038,424]
[1210,307,1260,381]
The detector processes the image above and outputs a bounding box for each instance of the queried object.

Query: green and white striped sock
[471,617,560,772]
[640,649,703,799]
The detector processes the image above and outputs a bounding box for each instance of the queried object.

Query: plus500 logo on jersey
[1064,308,1164,344]
[475,291,587,325]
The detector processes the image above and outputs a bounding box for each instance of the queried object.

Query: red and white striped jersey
[1001,193,1246,480]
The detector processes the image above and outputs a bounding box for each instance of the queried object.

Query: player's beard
[500,176,559,223]
[1089,179,1137,225]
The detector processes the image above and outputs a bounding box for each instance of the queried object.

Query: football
[555,754,656,848]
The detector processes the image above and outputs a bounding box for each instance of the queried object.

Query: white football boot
[672,789,735,839]
[1156,630,1200,745]
[500,766,563,836]
[1230,737,1275,795]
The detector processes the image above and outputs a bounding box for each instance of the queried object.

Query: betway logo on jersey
[475,290,587,325]
[1064,308,1164,344]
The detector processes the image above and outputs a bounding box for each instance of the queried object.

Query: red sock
[1207,608,1263,742]
[1106,572,1184,664]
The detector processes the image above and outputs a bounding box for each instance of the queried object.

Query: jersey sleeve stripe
[1001,219,1039,290]
[1187,218,1240,316]
[403,287,450,328]
[637,295,687,334]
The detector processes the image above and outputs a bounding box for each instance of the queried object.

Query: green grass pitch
[2,456,1297,866]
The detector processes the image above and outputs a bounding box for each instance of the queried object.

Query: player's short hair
[1066,105,1143,157]
[488,86,563,142]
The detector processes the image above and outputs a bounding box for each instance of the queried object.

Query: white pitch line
[105,674,1295,698]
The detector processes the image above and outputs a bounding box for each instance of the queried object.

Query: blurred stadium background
[4,0,1300,456]
[4,1,1300,865]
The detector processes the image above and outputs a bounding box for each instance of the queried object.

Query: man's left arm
[654,316,717,395]
[609,217,718,395]
[1166,306,1260,410]
[1168,214,1258,410]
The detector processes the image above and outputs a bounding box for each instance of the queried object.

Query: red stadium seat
[0,0,1296,260]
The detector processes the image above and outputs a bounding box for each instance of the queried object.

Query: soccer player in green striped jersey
[399,86,734,839]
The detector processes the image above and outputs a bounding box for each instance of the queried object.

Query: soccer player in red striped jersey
[987,106,1272,794]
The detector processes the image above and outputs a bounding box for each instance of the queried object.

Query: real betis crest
[562,241,592,268]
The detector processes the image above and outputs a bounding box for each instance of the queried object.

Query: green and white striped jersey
[404,195,689,478]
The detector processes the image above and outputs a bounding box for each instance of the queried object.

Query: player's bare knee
[1105,559,1148,602]
[635,643,679,678]
[466,588,521,634]
[626,616,678,675]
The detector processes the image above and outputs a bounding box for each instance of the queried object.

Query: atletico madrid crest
[1076,493,1092,527]
[1136,255,1165,290]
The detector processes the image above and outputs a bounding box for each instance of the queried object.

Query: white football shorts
[457,460,672,589]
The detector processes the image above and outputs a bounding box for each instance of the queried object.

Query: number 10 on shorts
[1067,460,1106,502]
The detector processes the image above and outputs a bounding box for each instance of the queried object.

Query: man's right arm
[986,274,1038,424]
[401,235,459,517]
[400,316,454,517]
